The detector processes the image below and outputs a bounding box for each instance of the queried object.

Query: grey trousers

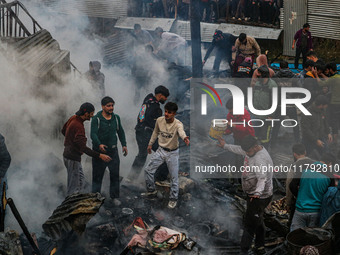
[290,210,320,231]
[64,157,87,196]
[145,147,179,200]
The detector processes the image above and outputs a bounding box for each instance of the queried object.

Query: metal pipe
[7,198,41,255]
[190,0,203,78]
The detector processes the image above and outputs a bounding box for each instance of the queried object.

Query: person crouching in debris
[90,97,128,206]
[62,103,112,197]
[0,133,11,231]
[217,135,273,255]
[142,102,190,209]
[84,61,105,98]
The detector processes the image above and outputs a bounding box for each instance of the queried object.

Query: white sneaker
[141,190,157,197]
[168,200,177,209]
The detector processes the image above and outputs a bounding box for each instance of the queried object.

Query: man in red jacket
[62,102,111,196]
[225,98,255,173]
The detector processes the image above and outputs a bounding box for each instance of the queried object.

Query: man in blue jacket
[91,97,127,206]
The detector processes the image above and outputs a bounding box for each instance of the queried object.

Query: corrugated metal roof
[114,17,175,31]
[103,30,128,65]
[42,0,128,19]
[282,0,307,56]
[307,0,340,18]
[308,15,340,40]
[217,23,282,40]
[43,193,104,240]
[113,17,282,42]
[11,29,70,78]
[307,0,340,40]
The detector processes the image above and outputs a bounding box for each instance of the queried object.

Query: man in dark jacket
[0,133,10,231]
[84,61,105,97]
[203,30,235,76]
[91,97,127,206]
[292,23,313,69]
[301,95,332,159]
[128,85,169,182]
[62,103,111,197]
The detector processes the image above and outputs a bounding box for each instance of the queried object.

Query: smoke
[0,0,186,234]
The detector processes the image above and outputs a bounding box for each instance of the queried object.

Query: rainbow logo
[198,82,223,113]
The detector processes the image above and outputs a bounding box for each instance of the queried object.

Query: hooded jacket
[0,134,11,178]
[225,108,255,141]
[136,93,162,130]
[84,61,105,95]
[91,111,127,153]
[62,115,100,162]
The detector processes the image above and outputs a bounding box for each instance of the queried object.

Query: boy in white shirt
[142,102,190,209]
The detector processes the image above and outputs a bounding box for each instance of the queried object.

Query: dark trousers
[271,106,300,146]
[249,1,260,21]
[241,195,272,252]
[92,148,120,198]
[294,47,308,70]
[129,127,158,180]
[213,49,232,73]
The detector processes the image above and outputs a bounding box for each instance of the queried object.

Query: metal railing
[0,0,42,38]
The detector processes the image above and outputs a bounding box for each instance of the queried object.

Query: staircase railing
[0,0,42,38]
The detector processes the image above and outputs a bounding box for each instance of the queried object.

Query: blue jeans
[290,210,320,231]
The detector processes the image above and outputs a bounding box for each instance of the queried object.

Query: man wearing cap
[233,33,261,75]
[203,30,235,77]
[154,27,187,66]
[128,85,169,182]
[217,135,273,255]
[62,102,112,197]
[91,97,127,206]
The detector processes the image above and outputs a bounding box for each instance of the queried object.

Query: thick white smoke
[0,0,172,234]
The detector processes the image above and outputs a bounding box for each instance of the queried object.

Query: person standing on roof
[292,23,313,70]
[203,30,235,77]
